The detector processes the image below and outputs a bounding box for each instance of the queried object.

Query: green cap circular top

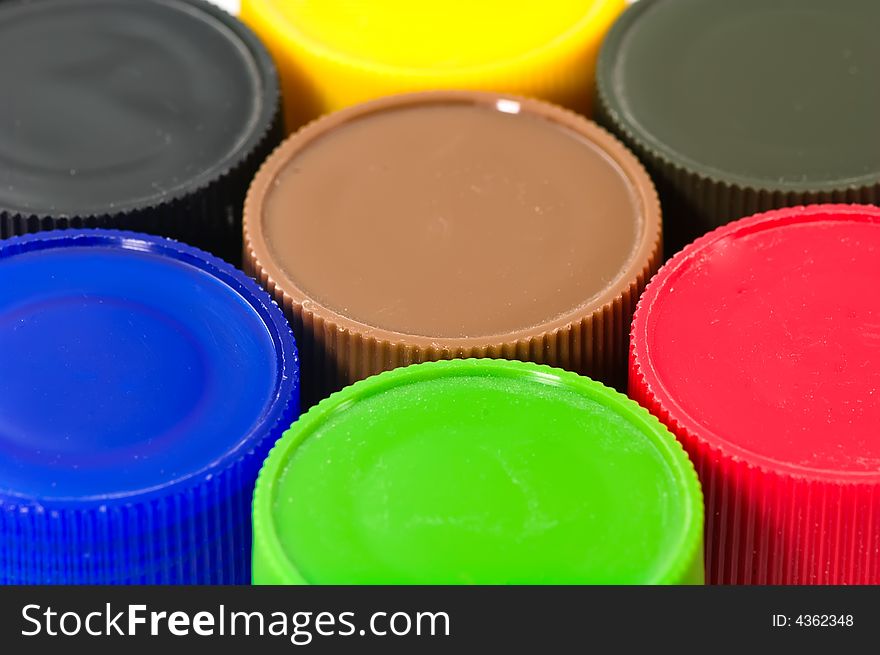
[253,359,703,584]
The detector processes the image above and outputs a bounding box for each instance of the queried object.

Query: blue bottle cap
[0,230,298,583]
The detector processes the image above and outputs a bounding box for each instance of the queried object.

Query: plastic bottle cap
[596,0,880,250]
[244,91,661,402]
[240,0,626,130]
[0,0,281,262]
[253,359,703,585]
[0,230,298,583]
[630,204,880,584]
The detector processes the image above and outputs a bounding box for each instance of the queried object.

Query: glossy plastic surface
[631,204,880,584]
[254,359,702,585]
[0,230,299,583]
[241,0,626,128]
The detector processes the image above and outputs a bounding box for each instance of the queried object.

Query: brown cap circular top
[245,90,661,401]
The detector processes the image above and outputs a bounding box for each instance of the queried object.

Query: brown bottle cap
[244,91,661,403]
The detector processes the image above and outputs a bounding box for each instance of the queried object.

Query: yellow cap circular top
[241,0,625,130]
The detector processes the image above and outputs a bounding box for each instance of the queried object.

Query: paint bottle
[253,359,703,584]
[596,0,880,253]
[240,0,627,130]
[631,204,880,584]
[0,0,281,263]
[244,91,661,403]
[0,230,298,583]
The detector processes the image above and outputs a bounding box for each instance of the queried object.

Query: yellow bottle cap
[240,0,626,130]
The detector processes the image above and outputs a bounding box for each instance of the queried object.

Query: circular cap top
[632,204,880,480]
[599,0,880,190]
[253,359,702,584]
[0,230,297,504]
[244,0,622,72]
[0,0,276,216]
[245,91,660,345]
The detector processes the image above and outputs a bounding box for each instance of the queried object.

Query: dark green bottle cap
[596,0,880,250]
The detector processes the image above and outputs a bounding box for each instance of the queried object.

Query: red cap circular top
[630,204,880,585]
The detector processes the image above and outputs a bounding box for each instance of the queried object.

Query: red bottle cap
[630,204,880,584]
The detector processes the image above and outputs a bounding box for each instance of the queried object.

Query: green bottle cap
[253,359,703,584]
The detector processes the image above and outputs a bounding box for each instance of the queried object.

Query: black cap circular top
[0,0,281,262]
[596,0,880,250]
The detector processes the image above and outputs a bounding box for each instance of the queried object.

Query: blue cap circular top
[0,230,298,584]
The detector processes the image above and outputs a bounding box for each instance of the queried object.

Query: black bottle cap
[0,0,282,263]
[596,0,880,254]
